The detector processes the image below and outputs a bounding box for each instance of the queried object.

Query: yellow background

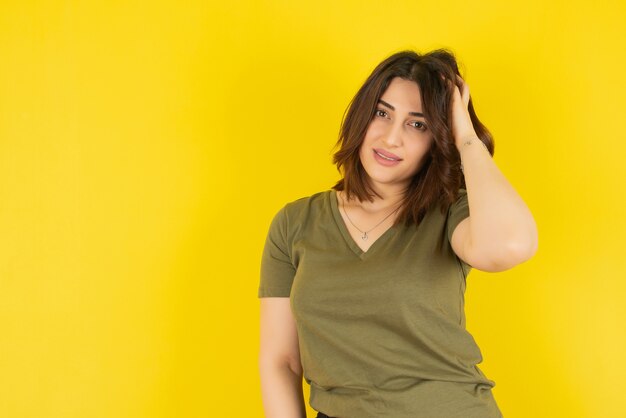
[1,1,625,417]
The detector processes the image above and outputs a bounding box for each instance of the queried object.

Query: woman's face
[359,77,434,193]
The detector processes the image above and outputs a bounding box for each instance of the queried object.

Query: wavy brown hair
[332,49,494,233]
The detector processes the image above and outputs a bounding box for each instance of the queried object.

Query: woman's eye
[411,121,427,131]
[375,109,387,118]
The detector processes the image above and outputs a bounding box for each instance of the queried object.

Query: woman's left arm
[449,75,538,272]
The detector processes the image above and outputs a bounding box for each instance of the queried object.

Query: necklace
[339,192,401,241]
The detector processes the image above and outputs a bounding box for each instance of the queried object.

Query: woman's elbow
[496,236,538,271]
[473,234,538,272]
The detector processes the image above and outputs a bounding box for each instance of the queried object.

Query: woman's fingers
[440,73,470,108]
[455,74,470,107]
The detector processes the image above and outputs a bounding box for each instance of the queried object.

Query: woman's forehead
[380,78,423,112]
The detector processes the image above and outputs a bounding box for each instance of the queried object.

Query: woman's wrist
[458,136,489,173]
[456,135,485,152]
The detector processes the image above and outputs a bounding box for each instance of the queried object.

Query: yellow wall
[1,1,625,417]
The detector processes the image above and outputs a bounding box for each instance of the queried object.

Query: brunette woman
[258,49,537,418]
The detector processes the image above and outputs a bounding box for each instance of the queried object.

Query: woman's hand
[447,74,478,150]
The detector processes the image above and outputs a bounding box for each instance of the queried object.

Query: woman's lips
[373,148,402,166]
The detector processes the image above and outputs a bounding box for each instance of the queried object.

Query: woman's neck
[340,183,406,214]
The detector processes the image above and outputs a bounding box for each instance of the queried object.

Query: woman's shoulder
[268,190,333,237]
[282,189,333,216]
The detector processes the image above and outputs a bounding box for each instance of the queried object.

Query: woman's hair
[332,49,494,230]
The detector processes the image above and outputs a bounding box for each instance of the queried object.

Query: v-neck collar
[329,190,397,260]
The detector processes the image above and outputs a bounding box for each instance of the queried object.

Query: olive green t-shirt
[258,189,502,418]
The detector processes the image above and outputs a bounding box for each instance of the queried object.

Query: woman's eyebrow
[378,99,424,118]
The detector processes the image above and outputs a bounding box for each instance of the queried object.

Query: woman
[258,49,538,418]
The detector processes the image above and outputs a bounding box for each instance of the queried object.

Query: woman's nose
[383,122,403,147]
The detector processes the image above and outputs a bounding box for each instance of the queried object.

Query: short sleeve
[258,206,297,298]
[446,188,470,244]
